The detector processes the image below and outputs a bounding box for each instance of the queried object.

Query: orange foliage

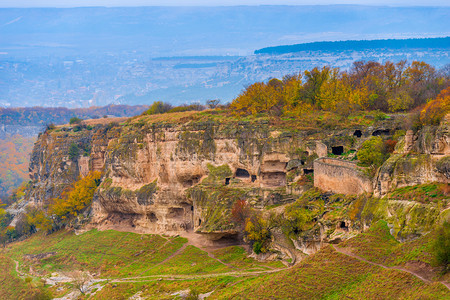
[420,87,450,125]
[0,135,35,195]
[49,171,102,220]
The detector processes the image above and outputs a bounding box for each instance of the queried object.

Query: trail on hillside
[331,245,450,291]
[112,268,288,283]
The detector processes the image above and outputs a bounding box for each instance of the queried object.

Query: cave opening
[236,168,250,178]
[191,205,194,211]
[303,168,314,175]
[168,207,184,219]
[372,129,390,136]
[251,175,257,182]
[353,130,362,138]
[225,177,230,185]
[198,219,202,226]
[340,221,348,230]
[332,146,344,155]
[148,212,158,223]
[183,176,201,187]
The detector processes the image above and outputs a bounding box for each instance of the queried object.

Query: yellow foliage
[388,90,413,112]
[231,82,279,115]
[420,87,450,125]
[50,171,101,219]
[26,208,52,232]
[245,216,269,243]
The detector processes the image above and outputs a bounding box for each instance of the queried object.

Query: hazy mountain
[0,6,449,107]
[1,6,449,57]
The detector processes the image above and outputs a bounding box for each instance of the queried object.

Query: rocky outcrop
[374,116,450,197]
[23,112,447,241]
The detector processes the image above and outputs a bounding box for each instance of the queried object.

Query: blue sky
[1,0,449,7]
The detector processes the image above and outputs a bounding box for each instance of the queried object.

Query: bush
[143,101,173,115]
[253,241,263,254]
[26,208,53,233]
[69,117,82,125]
[433,222,450,273]
[357,136,388,169]
[245,214,271,254]
[68,143,79,160]
[186,288,200,300]
[436,156,450,177]
[46,123,56,131]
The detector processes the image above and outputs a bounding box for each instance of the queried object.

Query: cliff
[21,111,449,253]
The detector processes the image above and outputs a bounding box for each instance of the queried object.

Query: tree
[433,222,450,273]
[68,270,91,294]
[357,136,388,171]
[231,199,251,228]
[68,143,79,161]
[50,171,101,221]
[144,101,173,115]
[206,99,220,109]
[245,214,271,254]
[69,117,82,125]
[26,208,53,233]
[420,87,450,125]
[303,66,331,107]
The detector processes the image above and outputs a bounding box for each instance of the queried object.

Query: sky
[1,0,449,7]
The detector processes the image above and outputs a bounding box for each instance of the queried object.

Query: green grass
[388,183,449,203]
[8,229,187,278]
[341,220,437,268]
[0,253,52,300]
[4,225,449,299]
[212,246,285,270]
[142,245,232,275]
[211,246,449,299]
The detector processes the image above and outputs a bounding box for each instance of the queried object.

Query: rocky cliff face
[24,113,448,253]
[374,115,450,197]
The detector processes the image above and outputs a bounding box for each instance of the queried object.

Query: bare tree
[206,99,220,109]
[68,270,91,294]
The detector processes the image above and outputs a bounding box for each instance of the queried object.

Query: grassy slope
[213,246,448,299]
[1,225,448,299]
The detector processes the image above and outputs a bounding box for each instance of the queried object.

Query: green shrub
[143,101,172,115]
[253,241,263,254]
[374,111,387,120]
[357,136,387,168]
[68,143,79,160]
[69,117,82,125]
[433,222,450,273]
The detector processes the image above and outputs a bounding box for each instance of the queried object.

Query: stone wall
[314,158,373,195]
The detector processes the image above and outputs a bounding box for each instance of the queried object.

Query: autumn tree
[26,207,53,233]
[420,87,450,125]
[245,213,271,254]
[49,171,102,221]
[231,199,251,228]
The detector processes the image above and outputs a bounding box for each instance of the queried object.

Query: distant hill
[0,104,148,197]
[255,37,450,55]
[0,104,148,127]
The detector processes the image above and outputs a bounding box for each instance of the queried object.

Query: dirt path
[113,267,288,283]
[14,260,24,277]
[331,245,450,291]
